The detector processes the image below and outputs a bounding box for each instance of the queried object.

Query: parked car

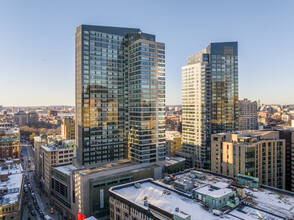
[44,215,52,220]
[39,211,44,219]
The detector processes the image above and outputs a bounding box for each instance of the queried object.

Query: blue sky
[0,0,293,106]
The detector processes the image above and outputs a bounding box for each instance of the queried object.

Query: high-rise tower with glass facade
[75,25,165,166]
[180,42,239,169]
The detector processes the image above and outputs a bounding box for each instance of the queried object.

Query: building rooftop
[242,186,294,219]
[111,179,216,219]
[0,161,23,206]
[62,140,75,144]
[235,130,277,136]
[194,181,234,199]
[0,127,19,135]
[54,164,77,176]
[42,143,74,152]
[226,204,285,220]
[165,157,185,166]
[77,159,133,173]
[111,170,294,219]
[213,130,276,137]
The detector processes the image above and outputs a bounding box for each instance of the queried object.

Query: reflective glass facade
[182,42,239,169]
[128,40,166,163]
[75,25,165,165]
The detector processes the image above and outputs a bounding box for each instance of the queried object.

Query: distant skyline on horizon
[2,103,294,108]
[0,0,294,106]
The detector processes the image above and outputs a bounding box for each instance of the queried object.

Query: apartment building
[239,98,258,130]
[0,127,20,159]
[61,117,75,140]
[34,135,76,194]
[179,42,239,169]
[75,25,165,166]
[211,130,285,189]
[165,131,182,157]
[50,160,161,219]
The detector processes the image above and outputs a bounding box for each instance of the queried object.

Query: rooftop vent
[163,189,171,195]
[134,183,141,189]
[143,196,148,207]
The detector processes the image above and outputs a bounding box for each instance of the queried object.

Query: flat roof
[194,182,234,198]
[111,180,216,219]
[53,164,77,176]
[42,143,74,152]
[154,170,294,219]
[246,187,294,219]
[0,162,23,206]
[74,159,158,180]
[227,204,285,220]
[0,127,19,135]
[165,157,185,166]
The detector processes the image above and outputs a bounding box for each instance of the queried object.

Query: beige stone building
[211,130,285,189]
[165,131,182,157]
[34,134,48,180]
[61,117,75,140]
[239,98,258,130]
[50,160,161,219]
[34,135,76,194]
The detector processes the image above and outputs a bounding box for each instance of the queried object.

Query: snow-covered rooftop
[194,181,234,198]
[226,205,285,220]
[0,162,23,206]
[244,187,294,219]
[0,127,19,134]
[165,157,185,166]
[111,170,294,220]
[112,180,217,219]
[54,164,77,176]
[42,143,74,152]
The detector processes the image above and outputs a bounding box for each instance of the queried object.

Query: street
[20,140,54,220]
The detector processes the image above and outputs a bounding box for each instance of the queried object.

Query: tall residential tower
[179,42,239,169]
[239,98,258,130]
[75,25,165,166]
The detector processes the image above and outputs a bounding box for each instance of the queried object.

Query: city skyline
[1,1,294,219]
[1,1,294,106]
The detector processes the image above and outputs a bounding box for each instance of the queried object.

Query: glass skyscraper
[75,25,165,166]
[181,42,239,169]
